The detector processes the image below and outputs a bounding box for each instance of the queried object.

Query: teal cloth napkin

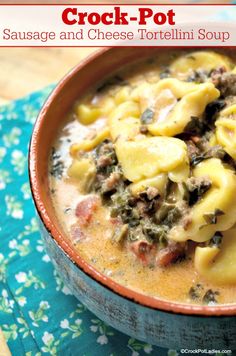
[0,86,179,356]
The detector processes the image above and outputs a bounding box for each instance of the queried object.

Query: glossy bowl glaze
[29,47,236,350]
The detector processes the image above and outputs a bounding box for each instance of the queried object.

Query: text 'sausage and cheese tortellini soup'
[50,50,236,305]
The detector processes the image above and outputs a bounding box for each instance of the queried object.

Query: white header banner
[0,4,235,46]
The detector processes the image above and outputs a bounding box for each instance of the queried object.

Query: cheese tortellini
[215,104,236,160]
[115,137,189,182]
[170,51,233,79]
[108,101,140,141]
[129,174,167,197]
[195,229,236,284]
[169,159,236,243]
[130,79,219,137]
[76,97,115,125]
[147,81,219,136]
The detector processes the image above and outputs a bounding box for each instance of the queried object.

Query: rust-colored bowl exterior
[29,47,236,349]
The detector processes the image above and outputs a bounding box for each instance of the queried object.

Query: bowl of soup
[29,47,236,349]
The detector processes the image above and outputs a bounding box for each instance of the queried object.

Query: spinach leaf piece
[140,108,154,125]
[203,209,225,225]
[184,116,205,135]
[209,231,223,247]
[188,283,203,301]
[202,289,219,304]
[50,147,64,179]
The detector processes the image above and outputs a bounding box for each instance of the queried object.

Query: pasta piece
[170,51,233,79]
[70,127,110,156]
[195,229,236,284]
[131,79,198,100]
[129,174,167,197]
[215,104,236,159]
[131,78,197,113]
[102,97,116,115]
[216,119,236,160]
[209,133,217,147]
[76,104,101,125]
[130,78,219,137]
[114,87,131,105]
[169,159,236,243]
[218,103,236,119]
[115,137,189,182]
[68,158,96,192]
[148,82,219,136]
[108,101,140,141]
[76,97,115,125]
[168,161,189,183]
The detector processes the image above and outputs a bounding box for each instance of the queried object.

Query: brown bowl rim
[29,47,236,317]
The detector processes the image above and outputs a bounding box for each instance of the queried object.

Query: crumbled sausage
[210,66,227,86]
[97,155,113,168]
[186,176,211,192]
[186,140,200,161]
[136,201,148,217]
[102,172,121,193]
[211,71,236,97]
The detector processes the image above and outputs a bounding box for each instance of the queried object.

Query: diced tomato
[130,240,156,266]
[75,196,99,226]
[156,243,185,267]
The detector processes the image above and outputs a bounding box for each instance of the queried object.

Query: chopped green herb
[128,225,144,242]
[112,224,128,244]
[140,108,154,125]
[163,207,182,228]
[141,220,168,242]
[188,283,203,300]
[205,100,226,126]
[50,147,64,179]
[190,154,206,167]
[184,116,205,135]
[202,289,219,304]
[187,179,211,206]
[110,188,140,226]
[209,231,223,247]
[159,68,170,79]
[187,70,209,83]
[203,209,224,225]
[155,202,176,223]
[190,146,226,167]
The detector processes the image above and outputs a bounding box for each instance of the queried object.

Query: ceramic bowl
[29,47,236,350]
